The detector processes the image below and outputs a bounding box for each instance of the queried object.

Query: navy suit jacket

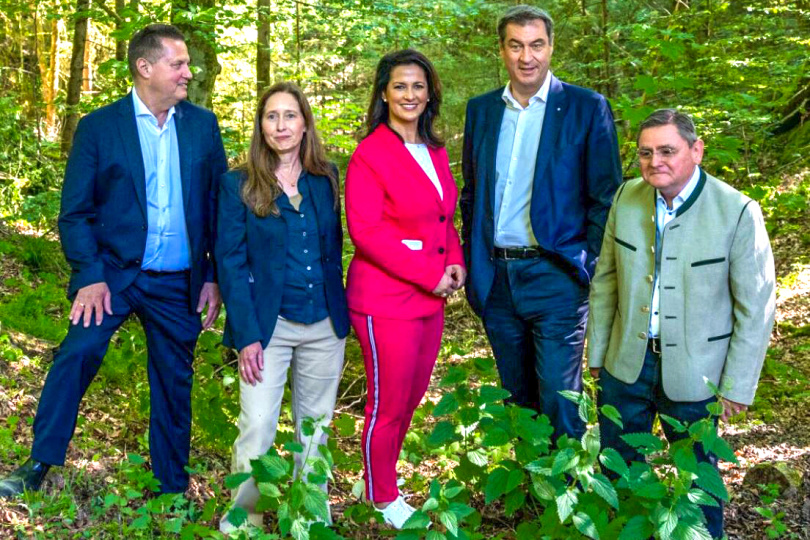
[58,94,228,311]
[460,75,622,316]
[216,169,350,351]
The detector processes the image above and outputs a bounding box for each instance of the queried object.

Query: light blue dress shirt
[649,165,701,337]
[493,73,551,248]
[132,88,191,271]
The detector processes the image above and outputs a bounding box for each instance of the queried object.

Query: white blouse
[405,143,443,200]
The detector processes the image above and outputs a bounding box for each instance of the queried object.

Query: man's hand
[197,282,222,329]
[720,397,748,422]
[239,342,264,385]
[445,264,467,292]
[70,282,112,327]
[589,367,601,379]
[433,273,455,297]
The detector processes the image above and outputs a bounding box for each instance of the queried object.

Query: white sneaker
[378,495,417,530]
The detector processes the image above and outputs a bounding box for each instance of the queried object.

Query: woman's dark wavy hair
[364,49,444,147]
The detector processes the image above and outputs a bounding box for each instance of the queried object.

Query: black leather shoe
[0,458,51,498]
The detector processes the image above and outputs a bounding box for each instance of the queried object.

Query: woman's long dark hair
[241,82,338,217]
[364,49,444,147]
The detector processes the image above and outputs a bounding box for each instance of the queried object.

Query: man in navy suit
[0,24,228,496]
[461,5,622,440]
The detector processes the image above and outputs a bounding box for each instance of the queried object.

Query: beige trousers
[220,316,345,531]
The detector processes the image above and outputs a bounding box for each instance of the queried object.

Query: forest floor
[0,171,808,539]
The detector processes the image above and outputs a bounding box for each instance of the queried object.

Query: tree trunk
[600,0,611,98]
[115,0,127,61]
[60,0,90,157]
[172,0,221,109]
[82,21,92,92]
[37,18,59,135]
[256,0,271,98]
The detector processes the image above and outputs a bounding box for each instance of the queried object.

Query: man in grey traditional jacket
[587,109,776,538]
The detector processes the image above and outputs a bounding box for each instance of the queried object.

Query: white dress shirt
[649,165,701,337]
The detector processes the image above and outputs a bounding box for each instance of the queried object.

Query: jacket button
[638,332,647,340]
[438,247,445,254]
[646,275,654,283]
[641,306,650,313]
[134,258,142,265]
[439,216,446,222]
[141,225,147,231]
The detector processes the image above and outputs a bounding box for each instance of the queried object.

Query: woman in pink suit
[345,49,466,529]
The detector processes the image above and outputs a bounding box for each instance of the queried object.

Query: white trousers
[221,316,345,531]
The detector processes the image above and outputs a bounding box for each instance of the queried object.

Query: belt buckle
[651,338,661,354]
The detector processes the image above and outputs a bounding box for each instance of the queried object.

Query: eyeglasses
[637,146,682,161]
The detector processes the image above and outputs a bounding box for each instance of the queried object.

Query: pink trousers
[350,309,444,503]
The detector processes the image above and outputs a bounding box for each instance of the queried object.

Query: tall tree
[60,0,90,156]
[256,0,271,98]
[172,0,220,108]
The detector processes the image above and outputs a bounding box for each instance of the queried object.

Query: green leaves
[591,473,619,509]
[694,462,729,502]
[556,488,579,522]
[621,432,665,454]
[224,472,251,489]
[484,467,509,504]
[600,448,630,477]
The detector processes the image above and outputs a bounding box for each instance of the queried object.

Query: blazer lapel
[533,74,567,185]
[484,95,506,216]
[174,102,194,213]
[118,94,148,222]
[381,124,444,207]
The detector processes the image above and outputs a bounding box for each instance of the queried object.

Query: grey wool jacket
[587,169,776,405]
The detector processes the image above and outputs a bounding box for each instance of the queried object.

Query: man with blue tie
[460,5,622,440]
[0,24,228,497]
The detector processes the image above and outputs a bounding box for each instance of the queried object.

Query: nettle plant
[420,357,736,540]
[224,417,339,540]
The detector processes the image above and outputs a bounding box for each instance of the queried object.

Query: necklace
[277,160,302,190]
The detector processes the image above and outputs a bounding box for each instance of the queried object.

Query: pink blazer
[345,124,465,319]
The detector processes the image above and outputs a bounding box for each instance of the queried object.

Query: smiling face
[638,124,704,202]
[137,38,192,109]
[500,20,553,100]
[384,63,429,137]
[261,91,306,157]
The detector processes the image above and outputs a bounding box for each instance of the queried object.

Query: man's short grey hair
[637,109,699,146]
[127,24,186,79]
[497,5,554,45]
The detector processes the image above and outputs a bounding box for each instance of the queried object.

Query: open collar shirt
[493,72,551,248]
[649,165,701,337]
[132,87,190,272]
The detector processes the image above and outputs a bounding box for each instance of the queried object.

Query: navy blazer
[460,75,622,315]
[58,94,228,311]
[216,169,350,351]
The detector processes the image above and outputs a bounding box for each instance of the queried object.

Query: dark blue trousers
[482,257,588,441]
[597,344,723,538]
[32,271,202,493]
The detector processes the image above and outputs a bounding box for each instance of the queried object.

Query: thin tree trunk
[115,0,127,61]
[601,0,611,98]
[37,18,59,135]
[61,0,90,157]
[82,21,92,92]
[256,0,271,98]
[172,0,220,108]
[295,0,301,86]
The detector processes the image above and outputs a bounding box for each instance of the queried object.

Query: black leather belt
[493,246,545,260]
[649,337,661,354]
[142,269,190,277]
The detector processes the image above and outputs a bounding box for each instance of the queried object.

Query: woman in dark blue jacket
[216,82,349,532]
